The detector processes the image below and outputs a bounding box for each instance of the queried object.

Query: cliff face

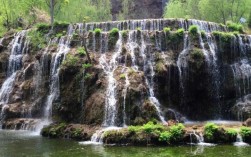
[111,0,167,20]
[0,19,250,131]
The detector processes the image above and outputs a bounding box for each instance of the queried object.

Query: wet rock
[243,118,251,127]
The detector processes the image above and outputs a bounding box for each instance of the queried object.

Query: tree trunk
[50,0,55,26]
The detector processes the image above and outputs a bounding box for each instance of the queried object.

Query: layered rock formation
[0,19,250,133]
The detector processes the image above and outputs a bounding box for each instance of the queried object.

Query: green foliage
[27,30,46,52]
[204,123,219,140]
[77,47,86,56]
[120,74,126,79]
[201,31,206,38]
[63,54,79,67]
[158,124,185,143]
[164,0,251,24]
[176,28,185,37]
[159,131,172,142]
[143,121,164,134]
[163,27,171,33]
[72,128,82,138]
[84,73,92,80]
[36,23,51,34]
[82,63,92,69]
[94,28,102,36]
[189,25,199,36]
[108,28,120,49]
[128,126,141,134]
[56,33,63,38]
[110,28,119,37]
[122,30,129,39]
[226,129,238,137]
[212,31,235,43]
[226,21,244,33]
[249,12,251,28]
[240,127,251,140]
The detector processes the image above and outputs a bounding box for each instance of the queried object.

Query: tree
[45,0,66,25]
[248,11,251,28]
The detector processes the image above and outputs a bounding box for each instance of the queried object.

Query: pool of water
[0,130,251,157]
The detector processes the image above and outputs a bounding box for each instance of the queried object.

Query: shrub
[122,30,129,39]
[249,12,251,28]
[169,123,185,141]
[240,127,251,140]
[226,21,244,33]
[163,27,171,33]
[63,54,79,67]
[53,21,69,28]
[27,30,47,52]
[77,47,86,56]
[36,23,50,34]
[143,121,164,134]
[212,31,235,43]
[110,28,119,37]
[120,74,126,79]
[176,28,184,38]
[128,126,142,134]
[204,122,219,140]
[94,28,102,36]
[82,63,92,69]
[201,31,206,38]
[108,28,120,49]
[189,25,199,36]
[84,73,92,79]
[56,33,63,38]
[159,131,172,143]
[226,129,238,138]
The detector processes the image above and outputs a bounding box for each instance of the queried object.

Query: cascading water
[0,31,28,128]
[234,133,249,146]
[139,32,166,123]
[37,25,75,131]
[189,130,216,146]
[100,32,123,127]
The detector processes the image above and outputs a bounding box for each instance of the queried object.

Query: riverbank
[40,120,251,146]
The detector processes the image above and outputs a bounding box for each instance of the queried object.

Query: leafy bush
[143,121,164,134]
[189,25,199,36]
[28,30,47,52]
[159,131,172,142]
[163,27,171,33]
[212,31,235,43]
[36,23,51,34]
[63,54,79,67]
[201,31,206,38]
[204,122,219,140]
[240,127,251,140]
[84,73,92,79]
[226,21,243,33]
[120,74,126,79]
[82,63,92,69]
[94,28,102,36]
[176,28,184,38]
[169,123,185,141]
[109,28,119,37]
[122,30,129,39]
[128,126,141,134]
[226,129,238,138]
[77,47,86,56]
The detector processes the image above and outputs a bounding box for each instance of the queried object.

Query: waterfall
[177,34,190,104]
[37,25,75,131]
[234,133,249,146]
[0,31,28,128]
[189,130,216,146]
[139,32,166,123]
[100,32,123,127]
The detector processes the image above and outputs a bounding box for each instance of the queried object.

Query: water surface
[0,130,251,157]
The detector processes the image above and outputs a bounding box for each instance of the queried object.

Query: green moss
[108,28,120,50]
[120,74,126,79]
[163,27,171,34]
[53,21,70,28]
[122,30,129,39]
[226,21,244,33]
[212,31,235,43]
[201,31,206,38]
[189,25,199,36]
[94,28,102,36]
[204,122,219,140]
[77,47,86,56]
[156,61,165,73]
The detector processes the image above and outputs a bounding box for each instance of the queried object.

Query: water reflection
[0,130,251,157]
